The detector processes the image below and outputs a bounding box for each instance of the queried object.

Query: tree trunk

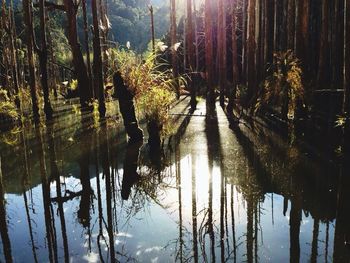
[23,0,40,120]
[39,0,53,119]
[264,0,274,66]
[241,0,248,83]
[170,0,179,97]
[227,0,239,114]
[317,0,330,89]
[82,0,93,97]
[205,0,214,105]
[92,0,106,117]
[193,0,199,71]
[0,3,5,88]
[296,0,309,73]
[287,0,295,50]
[247,0,256,103]
[187,0,196,109]
[344,0,350,152]
[331,0,344,89]
[63,0,92,110]
[149,6,155,54]
[218,0,227,107]
[8,0,20,108]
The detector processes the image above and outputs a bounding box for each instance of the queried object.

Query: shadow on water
[0,99,350,262]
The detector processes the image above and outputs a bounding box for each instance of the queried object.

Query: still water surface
[0,104,349,262]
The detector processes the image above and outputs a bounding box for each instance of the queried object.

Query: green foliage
[256,50,304,120]
[335,115,347,128]
[0,89,20,122]
[110,48,182,137]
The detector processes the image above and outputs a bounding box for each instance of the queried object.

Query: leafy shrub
[256,50,304,120]
[0,89,20,122]
[109,48,181,137]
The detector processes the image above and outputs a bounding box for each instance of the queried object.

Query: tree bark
[287,0,295,50]
[218,0,227,107]
[205,0,214,105]
[23,0,40,120]
[8,0,20,108]
[39,0,54,119]
[296,0,309,73]
[92,0,106,117]
[344,0,350,150]
[317,0,330,89]
[247,0,256,103]
[187,0,196,109]
[170,0,179,97]
[82,0,93,97]
[332,0,344,89]
[63,0,92,110]
[227,0,239,114]
[264,0,274,66]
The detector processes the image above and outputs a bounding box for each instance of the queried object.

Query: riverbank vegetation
[0,0,349,152]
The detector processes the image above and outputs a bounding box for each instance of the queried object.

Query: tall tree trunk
[317,0,330,89]
[0,2,5,88]
[332,0,344,89]
[63,0,92,110]
[23,0,40,120]
[296,0,310,73]
[9,0,20,108]
[218,0,227,107]
[39,0,53,119]
[287,0,295,50]
[170,0,179,97]
[187,0,196,109]
[149,5,155,54]
[92,0,106,117]
[193,0,199,71]
[247,0,256,104]
[82,0,93,97]
[205,0,214,105]
[264,0,274,66]
[241,0,248,83]
[227,0,238,114]
[344,0,350,151]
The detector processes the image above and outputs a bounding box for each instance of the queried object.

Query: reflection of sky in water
[1,151,337,262]
[0,103,347,262]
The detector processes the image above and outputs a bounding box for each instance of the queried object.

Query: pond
[0,101,349,262]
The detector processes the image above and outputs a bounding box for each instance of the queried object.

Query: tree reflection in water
[0,106,350,262]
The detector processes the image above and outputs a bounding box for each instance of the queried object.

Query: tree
[63,0,92,110]
[217,0,227,107]
[186,0,196,109]
[205,0,214,106]
[287,0,295,50]
[246,0,256,102]
[92,0,106,117]
[38,0,54,119]
[23,0,40,120]
[317,0,330,89]
[295,0,309,73]
[227,0,239,114]
[344,0,350,150]
[82,0,93,97]
[170,0,179,97]
[8,0,20,109]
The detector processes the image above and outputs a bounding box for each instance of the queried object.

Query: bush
[256,50,304,120]
[110,48,181,137]
[0,89,20,122]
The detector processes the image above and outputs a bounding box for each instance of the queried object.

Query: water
[0,102,349,262]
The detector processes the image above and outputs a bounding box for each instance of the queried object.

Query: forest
[0,0,350,262]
